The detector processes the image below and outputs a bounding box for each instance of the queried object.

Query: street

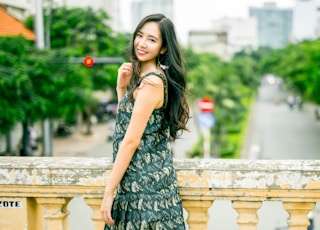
[249,83,320,160]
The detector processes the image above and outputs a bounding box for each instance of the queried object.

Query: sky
[119,0,295,44]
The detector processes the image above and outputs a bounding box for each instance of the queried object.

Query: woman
[100,13,189,229]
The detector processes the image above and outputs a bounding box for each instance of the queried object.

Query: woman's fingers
[119,63,132,74]
[100,195,115,226]
[117,63,133,89]
[101,210,114,226]
[101,211,114,225]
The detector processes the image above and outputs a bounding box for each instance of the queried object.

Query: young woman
[100,13,190,229]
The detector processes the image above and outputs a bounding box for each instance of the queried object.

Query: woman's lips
[136,49,147,56]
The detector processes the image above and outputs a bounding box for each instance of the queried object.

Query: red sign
[83,56,94,67]
[198,98,215,113]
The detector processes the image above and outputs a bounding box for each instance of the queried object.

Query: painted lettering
[0,200,22,208]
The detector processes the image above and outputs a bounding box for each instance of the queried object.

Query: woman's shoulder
[142,71,165,79]
[142,71,166,84]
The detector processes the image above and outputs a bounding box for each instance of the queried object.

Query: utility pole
[35,0,53,156]
[35,0,45,49]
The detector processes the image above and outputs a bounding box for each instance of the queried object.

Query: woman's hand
[100,192,115,226]
[117,63,133,91]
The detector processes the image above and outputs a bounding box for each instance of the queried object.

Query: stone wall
[0,157,319,229]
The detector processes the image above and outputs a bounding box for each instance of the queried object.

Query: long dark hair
[126,13,190,141]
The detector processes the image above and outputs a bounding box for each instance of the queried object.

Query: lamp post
[35,0,52,156]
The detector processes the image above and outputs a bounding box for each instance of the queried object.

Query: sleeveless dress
[105,72,185,230]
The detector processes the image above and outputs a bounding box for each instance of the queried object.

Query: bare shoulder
[141,73,164,88]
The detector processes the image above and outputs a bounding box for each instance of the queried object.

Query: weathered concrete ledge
[0,157,319,190]
[0,157,319,230]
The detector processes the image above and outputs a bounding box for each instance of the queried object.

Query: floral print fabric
[105,72,185,230]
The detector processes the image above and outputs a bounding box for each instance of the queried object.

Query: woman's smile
[136,49,147,56]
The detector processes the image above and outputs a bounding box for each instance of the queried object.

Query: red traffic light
[83,56,94,67]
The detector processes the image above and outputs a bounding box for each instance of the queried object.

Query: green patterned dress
[105,72,185,230]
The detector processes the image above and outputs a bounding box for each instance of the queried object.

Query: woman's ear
[160,47,167,54]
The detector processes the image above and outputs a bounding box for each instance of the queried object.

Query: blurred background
[0,0,320,229]
[1,0,319,158]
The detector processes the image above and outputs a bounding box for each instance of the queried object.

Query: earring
[158,56,169,70]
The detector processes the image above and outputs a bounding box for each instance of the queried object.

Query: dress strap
[141,72,168,109]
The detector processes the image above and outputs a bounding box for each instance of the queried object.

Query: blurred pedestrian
[19,125,37,156]
[100,13,189,229]
[287,94,295,109]
[29,126,38,152]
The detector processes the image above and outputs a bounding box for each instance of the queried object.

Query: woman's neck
[139,61,158,77]
[140,64,164,78]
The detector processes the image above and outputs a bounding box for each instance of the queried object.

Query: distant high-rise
[249,2,293,49]
[131,0,174,31]
[292,0,320,42]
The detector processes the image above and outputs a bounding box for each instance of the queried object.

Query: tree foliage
[0,37,93,134]
[183,48,260,158]
[1,7,129,136]
[26,7,129,91]
[260,39,320,104]
[0,37,32,133]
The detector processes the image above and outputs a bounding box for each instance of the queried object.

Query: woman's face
[134,22,165,64]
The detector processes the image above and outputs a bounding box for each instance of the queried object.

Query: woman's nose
[139,39,147,47]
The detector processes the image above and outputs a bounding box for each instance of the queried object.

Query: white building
[131,0,174,31]
[292,0,320,41]
[211,17,258,59]
[188,17,258,61]
[188,30,228,60]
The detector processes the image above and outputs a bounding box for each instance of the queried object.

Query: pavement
[35,115,199,159]
[54,123,113,158]
[34,121,114,158]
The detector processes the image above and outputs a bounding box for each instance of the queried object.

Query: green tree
[26,7,129,132]
[0,36,94,155]
[0,37,33,134]
[26,7,129,92]
[1,7,129,155]
[183,49,257,158]
[260,39,320,104]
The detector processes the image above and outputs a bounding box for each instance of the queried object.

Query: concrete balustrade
[0,157,319,229]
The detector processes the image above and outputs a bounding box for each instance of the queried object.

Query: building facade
[0,7,35,40]
[292,0,320,42]
[131,0,174,31]
[249,2,293,49]
[188,17,258,61]
[188,30,228,60]
[211,17,258,60]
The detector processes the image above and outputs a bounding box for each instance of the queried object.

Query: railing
[0,157,319,230]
